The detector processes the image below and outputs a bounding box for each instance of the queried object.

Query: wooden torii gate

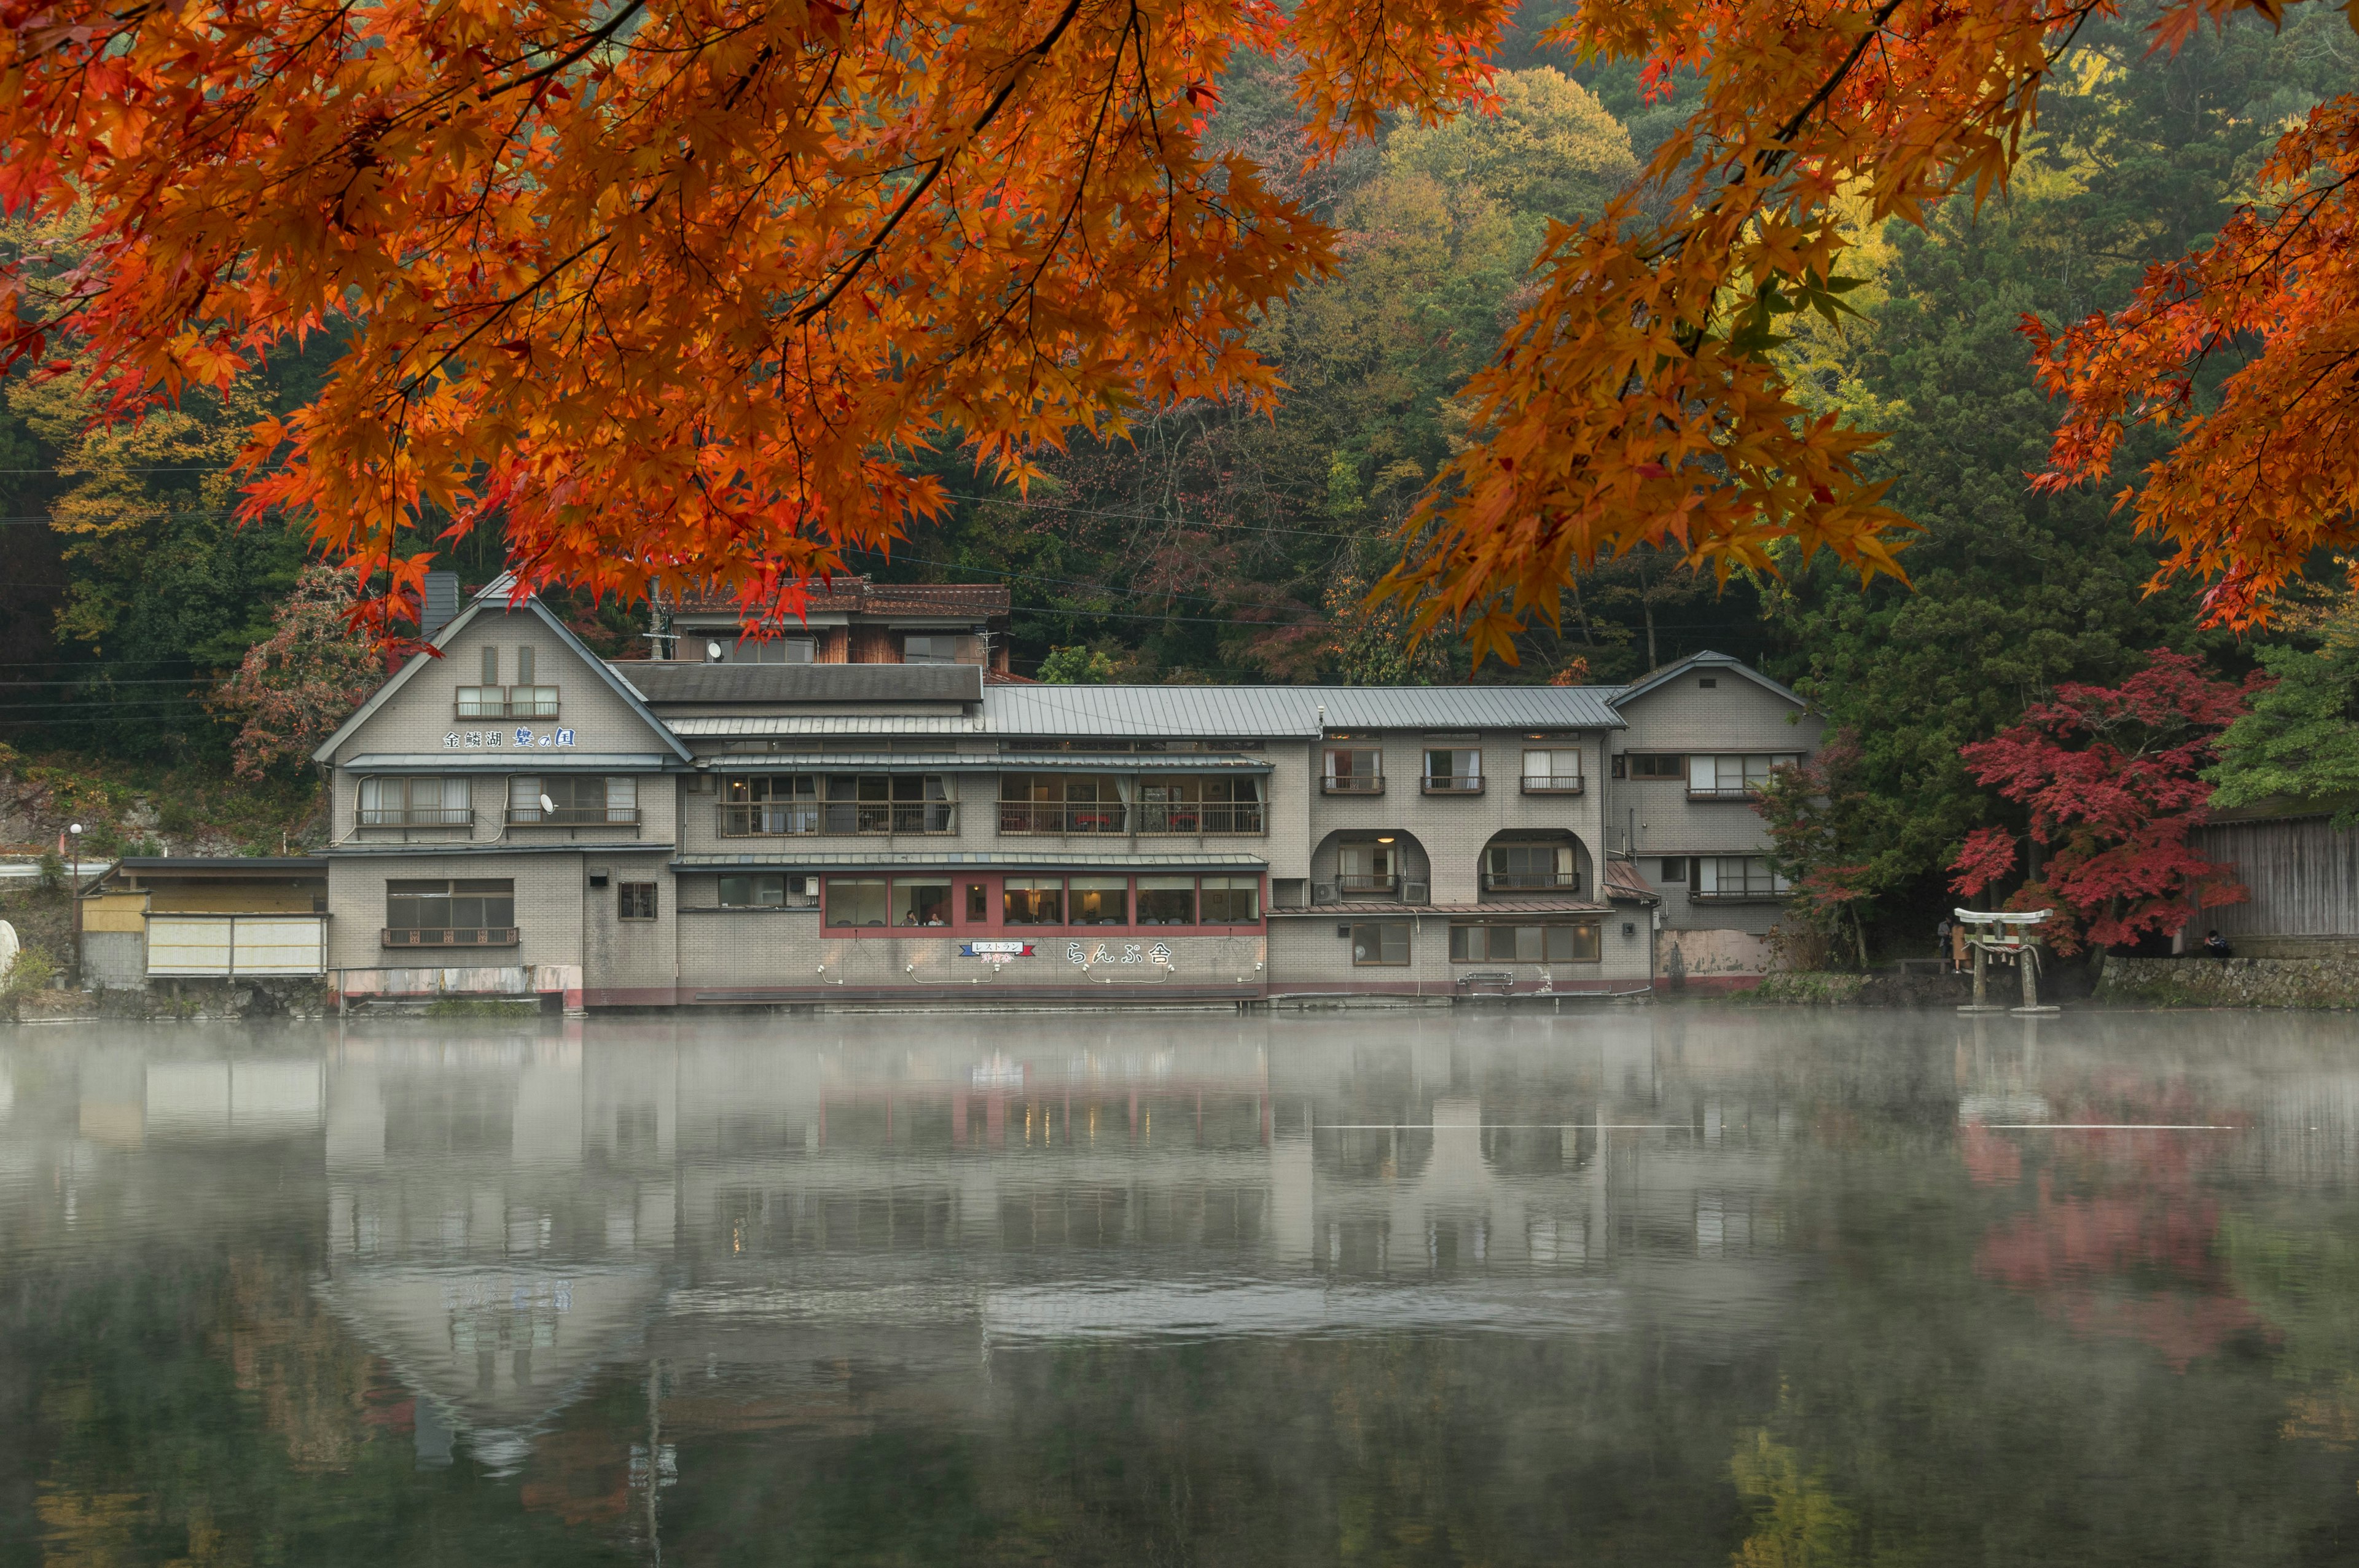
[1955,908,2060,1016]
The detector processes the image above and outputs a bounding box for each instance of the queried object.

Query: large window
[358,776,470,827]
[1687,754,1802,799]
[720,773,953,835]
[1200,876,1261,924]
[457,646,559,717]
[1135,776,1263,835]
[1450,922,1599,962]
[1692,856,1789,898]
[1003,878,1065,924]
[1617,753,1684,781]
[719,873,795,908]
[1520,749,1584,793]
[510,775,637,825]
[385,879,515,945]
[1136,876,1196,926]
[1484,843,1578,893]
[824,878,889,927]
[1070,877,1129,925]
[732,634,816,663]
[903,634,961,665]
[1322,748,1383,794]
[1350,922,1411,965]
[999,774,1126,834]
[893,880,953,927]
[1336,841,1398,896]
[1422,747,1483,793]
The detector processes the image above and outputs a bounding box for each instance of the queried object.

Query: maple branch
[791,0,1087,326]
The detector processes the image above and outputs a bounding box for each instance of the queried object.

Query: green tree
[2207,594,2359,825]
[1382,66,1637,227]
[1036,644,1119,684]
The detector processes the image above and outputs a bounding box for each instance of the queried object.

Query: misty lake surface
[4,1007,2358,1565]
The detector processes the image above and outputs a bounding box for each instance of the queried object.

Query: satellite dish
[706,639,724,663]
[539,794,557,816]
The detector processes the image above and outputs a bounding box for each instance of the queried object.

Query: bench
[1458,970,1516,996]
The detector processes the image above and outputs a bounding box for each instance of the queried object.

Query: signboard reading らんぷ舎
[444,728,578,749]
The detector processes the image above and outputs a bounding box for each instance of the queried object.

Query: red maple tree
[1948,651,2256,954]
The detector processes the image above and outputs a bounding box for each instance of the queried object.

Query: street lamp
[65,822,83,991]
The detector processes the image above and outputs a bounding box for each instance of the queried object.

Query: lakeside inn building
[289,577,1818,1011]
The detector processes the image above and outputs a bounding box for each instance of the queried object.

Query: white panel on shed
[229,916,328,976]
[144,915,326,977]
[146,916,233,977]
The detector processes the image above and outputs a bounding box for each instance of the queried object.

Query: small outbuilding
[79,857,330,988]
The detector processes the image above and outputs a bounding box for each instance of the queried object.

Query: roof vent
[420,571,461,639]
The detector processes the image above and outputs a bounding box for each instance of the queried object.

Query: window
[1423,747,1483,792]
[1697,676,1716,688]
[1350,921,1411,965]
[1003,878,1065,924]
[1659,857,1688,883]
[892,880,952,927]
[1135,776,1262,833]
[1625,753,1684,781]
[482,646,499,685]
[1688,754,1802,798]
[1692,856,1789,897]
[999,774,1125,833]
[720,773,952,834]
[1136,876,1195,926]
[1450,922,1599,962]
[619,882,658,921]
[966,882,989,921]
[385,878,515,943]
[1485,843,1575,892]
[732,634,816,663]
[517,646,536,685]
[824,878,889,927]
[719,873,791,908]
[1201,876,1261,923]
[1323,747,1383,793]
[1521,748,1583,792]
[358,776,469,826]
[510,775,635,824]
[1070,876,1129,925]
[904,633,961,664]
[1337,841,1397,894]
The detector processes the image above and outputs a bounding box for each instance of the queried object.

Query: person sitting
[2202,929,2232,961]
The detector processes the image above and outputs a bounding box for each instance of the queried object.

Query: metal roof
[690,751,1270,773]
[673,849,1267,871]
[111,857,327,876]
[619,661,982,705]
[666,579,1011,620]
[1611,649,1805,711]
[662,683,1623,739]
[341,752,679,773]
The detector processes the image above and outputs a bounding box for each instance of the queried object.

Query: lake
[2,1007,2355,1564]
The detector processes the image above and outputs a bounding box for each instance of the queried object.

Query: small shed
[2191,798,2359,957]
[80,857,331,987]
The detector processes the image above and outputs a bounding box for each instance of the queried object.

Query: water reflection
[6,1009,2359,1562]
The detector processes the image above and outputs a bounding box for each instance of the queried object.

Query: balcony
[507,806,643,827]
[718,802,957,837]
[1134,803,1264,836]
[1421,773,1485,795]
[1336,874,1399,897]
[1520,775,1585,795]
[382,926,520,948]
[1321,774,1385,796]
[1482,872,1584,893]
[356,806,474,827]
[456,685,561,719]
[998,802,1129,835]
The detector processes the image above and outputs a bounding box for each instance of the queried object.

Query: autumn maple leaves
[0,0,2349,642]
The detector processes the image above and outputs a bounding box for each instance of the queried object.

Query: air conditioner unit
[1402,880,1431,904]
[1312,881,1339,905]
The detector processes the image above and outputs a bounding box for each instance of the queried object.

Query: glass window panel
[607,776,636,809]
[619,882,657,920]
[1136,876,1195,926]
[893,880,953,927]
[1003,878,1065,925]
[1352,921,1410,965]
[516,646,536,685]
[1069,877,1128,926]
[481,646,499,685]
[824,878,888,927]
[1200,876,1260,922]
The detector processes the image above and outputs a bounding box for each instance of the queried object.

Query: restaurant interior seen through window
[825,878,890,927]
[894,880,952,926]
[796,875,1263,929]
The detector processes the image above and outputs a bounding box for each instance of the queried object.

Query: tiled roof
[667,578,1011,619]
[1602,858,1661,903]
[619,662,982,704]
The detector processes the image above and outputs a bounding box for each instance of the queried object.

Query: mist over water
[4,1007,2356,1564]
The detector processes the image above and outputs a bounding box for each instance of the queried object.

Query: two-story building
[310,581,1817,1010]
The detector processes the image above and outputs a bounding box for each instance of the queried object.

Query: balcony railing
[1519,775,1585,795]
[1336,873,1399,897]
[1689,886,1786,902]
[718,802,957,836]
[456,686,561,719]
[1482,871,1584,893]
[356,806,474,827]
[382,926,520,948]
[507,806,642,827]
[1133,803,1264,835]
[998,802,1129,835]
[1687,785,1762,801]
[1321,774,1385,795]
[1421,773,1485,795]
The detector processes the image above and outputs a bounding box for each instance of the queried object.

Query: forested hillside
[0,0,2345,940]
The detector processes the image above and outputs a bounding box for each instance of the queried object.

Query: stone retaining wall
[2097,956,2359,1010]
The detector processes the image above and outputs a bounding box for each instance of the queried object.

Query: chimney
[420,571,460,640]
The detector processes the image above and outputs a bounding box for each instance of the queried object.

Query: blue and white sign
[960,940,1034,958]
[444,727,577,751]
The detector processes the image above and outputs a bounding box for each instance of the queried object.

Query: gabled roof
[311,585,694,765]
[1609,649,1805,711]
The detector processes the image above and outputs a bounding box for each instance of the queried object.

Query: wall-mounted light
[1376,835,1395,844]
